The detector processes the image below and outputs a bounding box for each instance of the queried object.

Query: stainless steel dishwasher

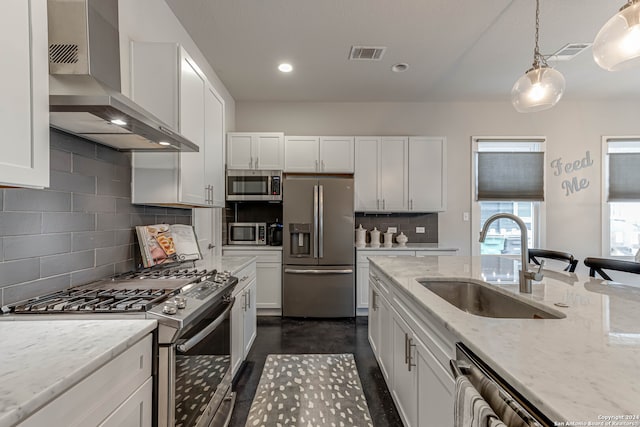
[450,343,554,427]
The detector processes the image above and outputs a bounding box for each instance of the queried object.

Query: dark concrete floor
[229,316,403,427]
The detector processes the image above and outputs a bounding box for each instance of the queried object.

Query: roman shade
[476,152,544,201]
[608,152,640,201]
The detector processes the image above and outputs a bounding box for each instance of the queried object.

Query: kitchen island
[368,255,640,424]
[0,319,157,427]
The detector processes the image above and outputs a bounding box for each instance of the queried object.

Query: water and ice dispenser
[288,223,311,257]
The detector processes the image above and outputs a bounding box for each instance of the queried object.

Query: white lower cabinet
[357,249,457,311]
[19,334,153,427]
[223,248,283,313]
[369,265,455,427]
[230,261,258,377]
[368,274,393,384]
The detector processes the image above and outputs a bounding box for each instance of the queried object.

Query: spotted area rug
[245,354,373,427]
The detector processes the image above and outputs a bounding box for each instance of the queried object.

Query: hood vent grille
[49,44,79,64]
[349,46,386,61]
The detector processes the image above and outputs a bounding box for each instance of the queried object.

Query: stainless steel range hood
[47,0,198,152]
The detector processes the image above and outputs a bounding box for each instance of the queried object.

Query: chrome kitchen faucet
[479,213,544,293]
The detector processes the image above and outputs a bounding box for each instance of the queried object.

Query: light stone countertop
[222,245,283,251]
[205,255,257,275]
[356,243,458,251]
[368,255,640,424]
[0,319,157,427]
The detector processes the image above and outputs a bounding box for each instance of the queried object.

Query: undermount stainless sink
[419,280,566,319]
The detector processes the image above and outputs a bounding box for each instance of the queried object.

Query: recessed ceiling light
[158,141,171,146]
[110,119,127,126]
[278,63,293,73]
[391,63,409,73]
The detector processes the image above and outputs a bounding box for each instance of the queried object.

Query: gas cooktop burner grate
[114,268,210,280]
[12,288,175,313]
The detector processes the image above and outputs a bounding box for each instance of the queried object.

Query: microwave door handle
[319,185,324,258]
[176,297,235,353]
[313,185,319,258]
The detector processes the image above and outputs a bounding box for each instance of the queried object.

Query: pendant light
[593,0,640,71]
[511,0,565,113]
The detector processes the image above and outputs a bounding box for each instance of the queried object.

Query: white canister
[383,231,394,248]
[355,224,367,247]
[396,232,408,247]
[369,227,381,248]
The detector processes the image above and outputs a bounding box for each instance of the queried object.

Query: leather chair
[528,249,578,272]
[583,257,640,280]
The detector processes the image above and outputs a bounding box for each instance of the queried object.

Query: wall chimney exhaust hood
[47,0,198,152]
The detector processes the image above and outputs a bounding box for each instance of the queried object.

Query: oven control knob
[163,302,178,315]
[174,296,187,309]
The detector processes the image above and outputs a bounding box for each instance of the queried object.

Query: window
[603,138,640,258]
[471,138,545,255]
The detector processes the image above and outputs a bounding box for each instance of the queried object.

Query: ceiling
[166,0,640,103]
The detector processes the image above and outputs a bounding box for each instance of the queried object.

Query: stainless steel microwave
[228,222,267,245]
[226,170,282,201]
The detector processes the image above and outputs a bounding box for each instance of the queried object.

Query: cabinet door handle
[383,199,386,210]
[321,160,325,171]
[247,288,251,309]
[376,199,380,209]
[255,157,259,168]
[315,160,319,171]
[404,333,409,365]
[372,290,377,311]
[410,199,413,210]
[242,291,247,311]
[408,337,416,371]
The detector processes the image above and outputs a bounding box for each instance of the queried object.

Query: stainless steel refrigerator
[282,175,355,317]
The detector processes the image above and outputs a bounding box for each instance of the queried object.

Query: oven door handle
[176,297,235,353]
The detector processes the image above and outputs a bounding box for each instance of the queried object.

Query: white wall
[235,100,640,270]
[118,0,235,132]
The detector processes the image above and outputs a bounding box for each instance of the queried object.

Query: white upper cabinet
[355,137,381,211]
[130,43,224,207]
[284,136,320,172]
[355,137,408,211]
[205,85,225,207]
[354,136,445,212]
[227,133,284,170]
[380,137,409,211]
[284,136,354,173]
[0,0,49,188]
[408,137,446,212]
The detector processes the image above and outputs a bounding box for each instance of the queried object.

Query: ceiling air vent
[548,43,592,61]
[349,46,386,61]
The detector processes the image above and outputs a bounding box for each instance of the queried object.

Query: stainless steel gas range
[3,266,238,427]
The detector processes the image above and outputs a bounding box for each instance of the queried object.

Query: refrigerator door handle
[313,185,319,258]
[285,269,353,274]
[319,185,324,258]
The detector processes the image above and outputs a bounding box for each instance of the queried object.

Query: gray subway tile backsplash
[4,189,71,212]
[0,212,42,236]
[72,231,116,252]
[3,234,72,261]
[0,258,40,287]
[0,130,193,306]
[49,170,97,194]
[72,193,116,213]
[50,149,72,172]
[355,212,438,244]
[43,212,96,233]
[41,250,95,278]
[2,275,71,305]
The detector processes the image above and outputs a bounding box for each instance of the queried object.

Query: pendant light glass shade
[593,0,640,71]
[511,66,566,113]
